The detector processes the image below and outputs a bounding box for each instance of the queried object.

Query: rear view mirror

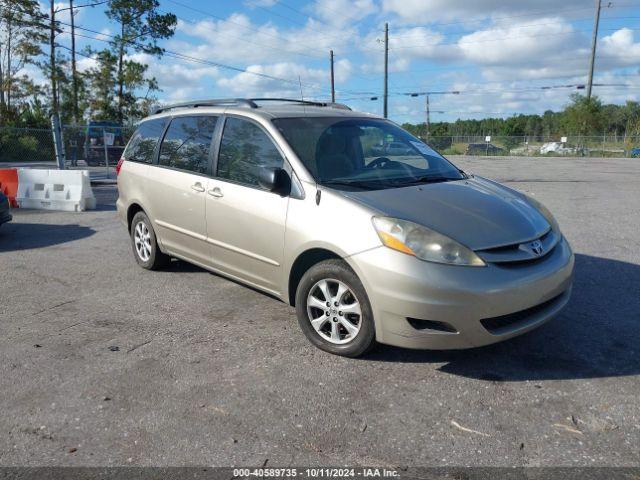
[257,167,291,196]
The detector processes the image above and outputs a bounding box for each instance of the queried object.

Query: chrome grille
[476,229,560,264]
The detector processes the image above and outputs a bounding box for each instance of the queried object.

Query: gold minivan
[117,98,574,357]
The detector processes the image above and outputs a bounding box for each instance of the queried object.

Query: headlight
[372,216,485,266]
[526,196,560,233]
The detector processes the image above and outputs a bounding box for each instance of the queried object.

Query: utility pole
[383,22,389,118]
[587,0,602,100]
[425,94,430,139]
[70,0,79,124]
[49,1,58,116]
[329,49,335,103]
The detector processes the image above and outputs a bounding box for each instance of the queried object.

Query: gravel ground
[0,156,638,467]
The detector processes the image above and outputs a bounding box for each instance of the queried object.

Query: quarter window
[159,116,218,174]
[125,118,168,164]
[217,117,284,187]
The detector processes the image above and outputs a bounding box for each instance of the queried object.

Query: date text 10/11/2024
[232,468,400,478]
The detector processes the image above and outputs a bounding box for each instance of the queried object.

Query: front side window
[217,117,284,188]
[158,116,217,174]
[273,117,464,190]
[125,118,168,164]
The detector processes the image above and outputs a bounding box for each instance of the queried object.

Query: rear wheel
[130,211,170,270]
[295,259,375,357]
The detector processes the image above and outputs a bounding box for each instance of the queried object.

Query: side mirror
[257,167,291,196]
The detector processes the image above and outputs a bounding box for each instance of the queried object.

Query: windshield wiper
[400,176,463,185]
[321,180,380,190]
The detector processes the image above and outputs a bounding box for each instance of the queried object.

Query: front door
[205,116,289,294]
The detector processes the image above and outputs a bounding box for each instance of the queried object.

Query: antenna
[298,76,306,113]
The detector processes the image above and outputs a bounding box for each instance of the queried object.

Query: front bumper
[349,236,574,349]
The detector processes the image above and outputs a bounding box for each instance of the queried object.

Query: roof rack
[250,98,352,110]
[152,97,351,115]
[153,98,257,115]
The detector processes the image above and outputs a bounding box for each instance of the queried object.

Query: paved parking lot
[0,156,638,467]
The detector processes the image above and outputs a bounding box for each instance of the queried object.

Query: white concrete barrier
[16,169,96,212]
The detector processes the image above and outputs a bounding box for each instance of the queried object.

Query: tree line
[403,95,640,141]
[0,0,176,128]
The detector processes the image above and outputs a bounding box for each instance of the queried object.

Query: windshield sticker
[410,141,439,156]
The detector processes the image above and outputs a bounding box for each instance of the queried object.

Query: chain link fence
[0,125,135,179]
[0,127,56,163]
[426,135,640,157]
[1,127,639,176]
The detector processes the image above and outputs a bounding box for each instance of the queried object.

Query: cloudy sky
[55,0,640,123]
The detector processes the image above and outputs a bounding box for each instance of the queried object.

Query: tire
[130,211,170,270]
[295,259,376,357]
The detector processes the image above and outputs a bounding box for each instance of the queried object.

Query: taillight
[116,156,125,175]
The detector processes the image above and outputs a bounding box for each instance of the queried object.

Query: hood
[341,176,550,250]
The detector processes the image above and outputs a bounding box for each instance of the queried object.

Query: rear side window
[124,118,168,164]
[158,116,217,174]
[217,117,284,188]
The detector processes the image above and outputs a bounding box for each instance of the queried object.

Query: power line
[167,12,326,60]
[341,82,640,102]
[269,0,337,30]
[165,0,330,53]
[381,2,637,31]
[385,27,640,51]
[164,0,360,50]
[56,26,328,92]
[387,15,640,40]
[52,20,378,99]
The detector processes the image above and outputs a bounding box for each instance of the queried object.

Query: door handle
[191,182,205,192]
[208,187,224,198]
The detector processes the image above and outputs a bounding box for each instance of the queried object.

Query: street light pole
[407,90,460,139]
[49,1,58,116]
[383,22,389,118]
[425,94,430,139]
[330,49,335,103]
[70,0,79,124]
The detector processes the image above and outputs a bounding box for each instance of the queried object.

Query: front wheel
[295,259,375,357]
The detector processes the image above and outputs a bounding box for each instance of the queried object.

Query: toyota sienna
[116,98,574,357]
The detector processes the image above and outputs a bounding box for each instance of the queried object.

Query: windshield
[272,117,464,190]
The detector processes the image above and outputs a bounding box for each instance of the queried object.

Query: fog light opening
[406,318,458,333]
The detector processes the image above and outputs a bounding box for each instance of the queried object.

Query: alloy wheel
[306,278,362,344]
[134,221,152,262]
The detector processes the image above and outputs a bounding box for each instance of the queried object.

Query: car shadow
[362,253,640,381]
[0,222,95,252]
[165,258,284,301]
[166,258,208,273]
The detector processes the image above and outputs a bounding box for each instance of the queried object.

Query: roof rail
[152,98,258,115]
[249,98,352,111]
[152,97,351,115]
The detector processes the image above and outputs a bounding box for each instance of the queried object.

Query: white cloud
[171,12,359,67]
[360,27,451,73]
[381,0,590,24]
[217,62,332,98]
[599,28,640,68]
[126,52,220,101]
[456,18,579,65]
[312,0,377,27]
[76,55,97,72]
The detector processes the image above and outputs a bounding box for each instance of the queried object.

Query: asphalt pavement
[0,156,638,467]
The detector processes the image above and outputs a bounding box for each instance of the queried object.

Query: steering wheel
[368,157,393,169]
